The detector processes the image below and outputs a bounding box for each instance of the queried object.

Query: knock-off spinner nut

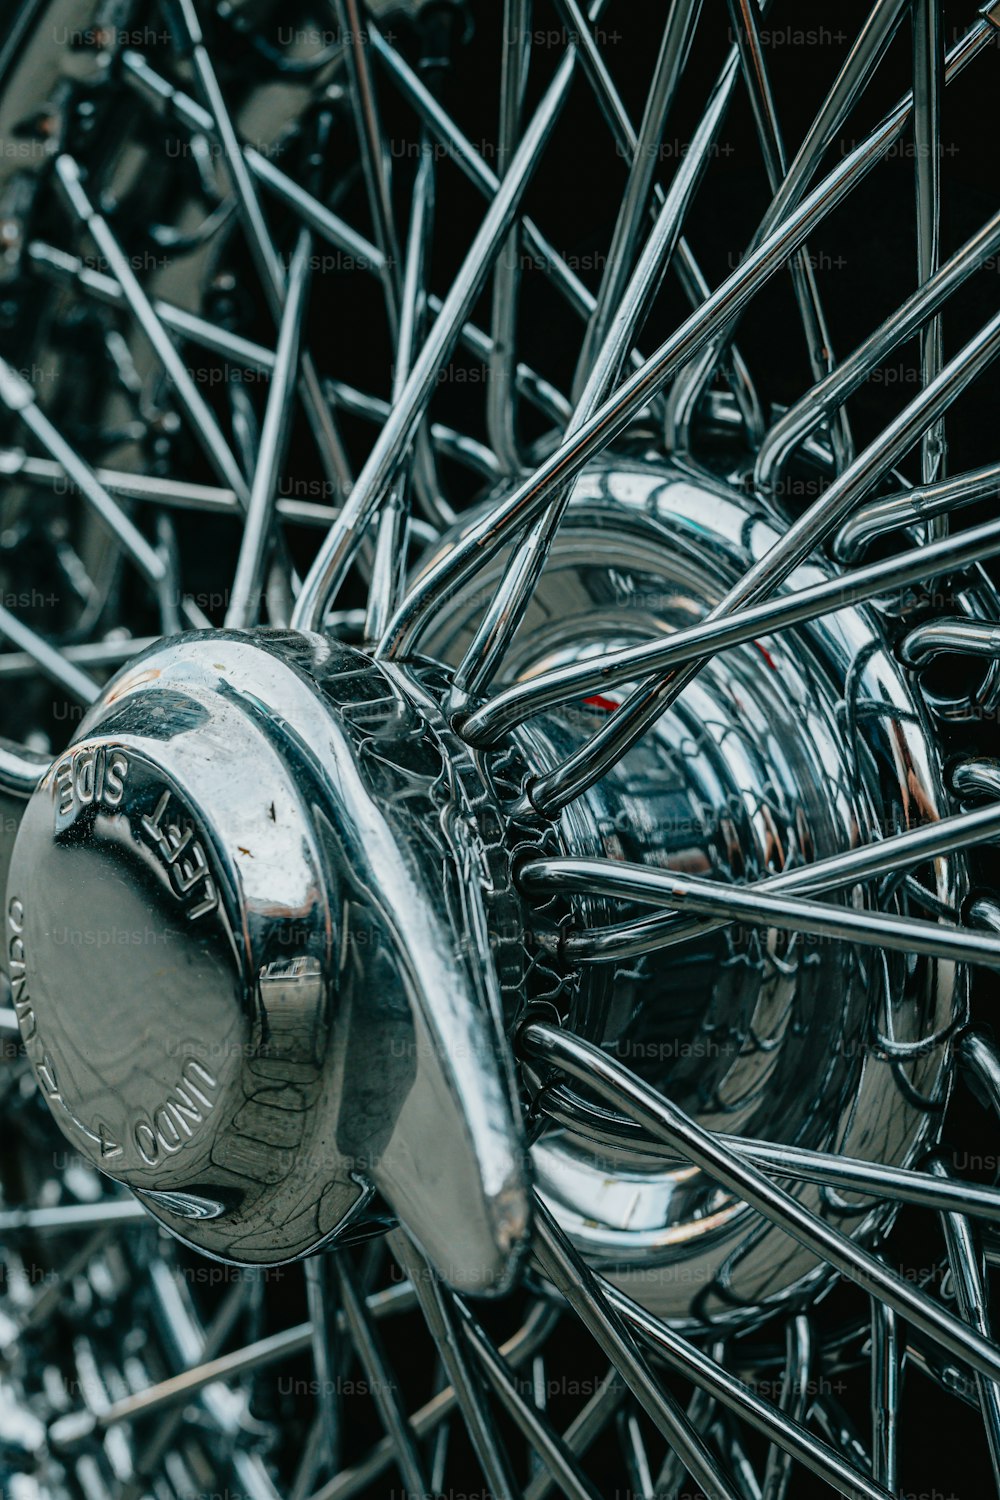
[7,629,530,1292]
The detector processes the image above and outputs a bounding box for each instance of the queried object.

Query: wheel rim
[2,3,1000,1497]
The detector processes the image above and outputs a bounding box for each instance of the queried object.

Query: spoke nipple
[48,1409,98,1452]
[444,684,470,727]
[0,359,33,412]
[510,776,554,824]
[52,154,92,224]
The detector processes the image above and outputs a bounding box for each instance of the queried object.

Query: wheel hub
[7,458,967,1323]
[418,457,966,1324]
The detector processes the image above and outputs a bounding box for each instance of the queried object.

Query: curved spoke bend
[377,12,992,671]
[521,1022,1000,1388]
[519,302,1000,815]
[521,852,1000,971]
[462,508,1000,745]
[448,40,740,709]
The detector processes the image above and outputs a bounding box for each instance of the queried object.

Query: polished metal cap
[7,630,530,1291]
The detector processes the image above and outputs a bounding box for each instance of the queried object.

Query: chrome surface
[416,460,965,1322]
[8,630,530,1288]
[1,2,1000,1496]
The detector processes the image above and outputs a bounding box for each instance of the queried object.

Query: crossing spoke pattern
[1,2,999,1497]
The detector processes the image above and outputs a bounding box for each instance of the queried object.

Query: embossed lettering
[7,896,35,1041]
[53,747,129,818]
[134,1120,159,1165]
[131,1062,218,1165]
[103,750,129,806]
[54,758,74,816]
[36,1053,59,1098]
[141,789,218,922]
[154,1107,183,1153]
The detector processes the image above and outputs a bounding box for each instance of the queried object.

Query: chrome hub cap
[9,630,532,1288]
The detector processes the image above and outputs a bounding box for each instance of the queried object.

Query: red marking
[753,641,778,671]
[582,694,620,713]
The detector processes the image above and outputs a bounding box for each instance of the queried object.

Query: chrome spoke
[571,0,703,399]
[52,155,251,508]
[333,0,448,540]
[117,53,564,437]
[900,617,1000,669]
[3,4,1000,1494]
[0,597,100,704]
[0,1200,147,1235]
[912,0,945,509]
[487,0,532,474]
[28,238,277,371]
[462,509,1000,744]
[49,1323,315,1448]
[834,462,1000,562]
[666,0,912,448]
[305,1257,343,1478]
[48,1280,416,1452]
[552,798,1000,963]
[335,1253,430,1498]
[334,0,402,323]
[755,209,1000,500]
[308,1304,558,1500]
[165,0,353,498]
[0,356,166,589]
[368,15,599,325]
[523,1369,625,1500]
[535,1085,1000,1225]
[522,1023,1000,1386]
[653,1387,717,1498]
[552,0,763,437]
[448,44,739,708]
[293,30,589,629]
[379,13,992,665]
[456,1294,605,1500]
[723,0,851,471]
[522,854,1000,970]
[760,1318,811,1500]
[225,229,312,627]
[432,297,572,425]
[118,50,380,272]
[521,304,1000,814]
[364,141,436,640]
[389,1230,521,1500]
[931,1158,1000,1486]
[327,376,500,483]
[127,1276,252,1491]
[870,1302,901,1492]
[532,1200,745,1500]
[954,759,1000,803]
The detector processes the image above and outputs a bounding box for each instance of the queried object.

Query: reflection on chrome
[0,3,999,1498]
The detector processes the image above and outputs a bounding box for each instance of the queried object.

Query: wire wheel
[1,1,1000,1496]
